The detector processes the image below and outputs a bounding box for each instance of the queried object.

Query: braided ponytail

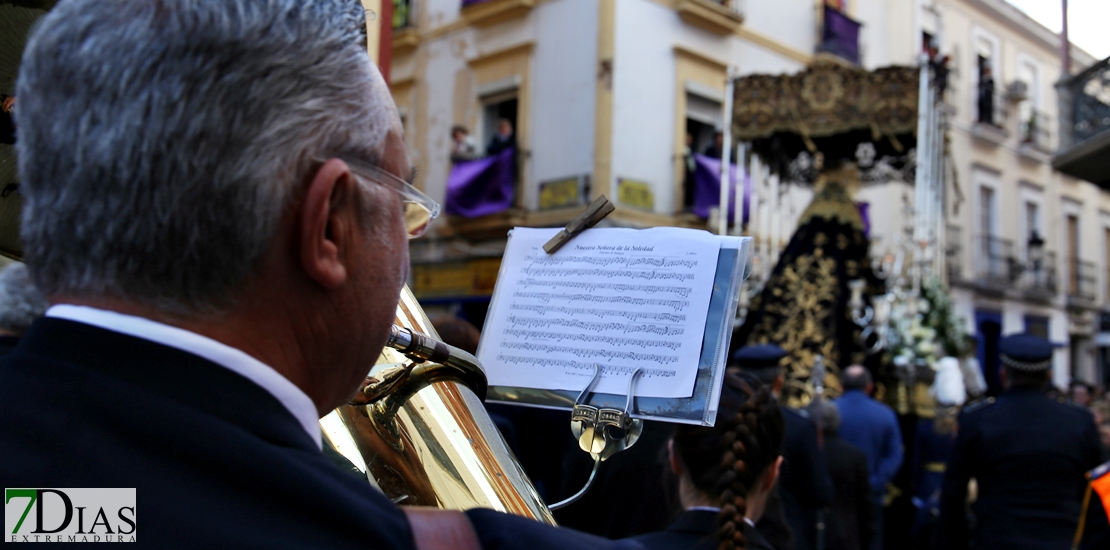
[672,371,784,550]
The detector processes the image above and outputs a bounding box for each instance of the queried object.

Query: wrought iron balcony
[816,6,861,65]
[971,90,1011,146]
[675,0,744,36]
[1011,251,1058,302]
[1018,108,1053,154]
[1066,256,1098,307]
[975,234,1013,290]
[1053,56,1110,188]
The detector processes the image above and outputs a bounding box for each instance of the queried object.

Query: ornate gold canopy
[730,59,919,169]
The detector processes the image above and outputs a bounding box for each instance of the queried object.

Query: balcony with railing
[816,5,861,65]
[1053,56,1110,188]
[391,0,419,55]
[1017,108,1053,162]
[971,89,1011,146]
[1066,256,1098,308]
[675,0,744,36]
[460,0,535,28]
[974,234,1013,292]
[1012,251,1058,302]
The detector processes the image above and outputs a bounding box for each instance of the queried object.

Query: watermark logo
[4,489,135,543]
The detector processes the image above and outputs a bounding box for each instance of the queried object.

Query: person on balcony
[977,66,995,125]
[486,118,516,156]
[450,125,481,163]
[683,132,696,211]
[702,132,724,160]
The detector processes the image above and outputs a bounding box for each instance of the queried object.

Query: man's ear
[299,159,357,289]
[764,455,784,491]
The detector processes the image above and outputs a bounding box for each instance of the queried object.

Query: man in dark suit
[0,1,642,549]
[940,333,1106,550]
[814,400,873,550]
[834,365,903,550]
[733,344,835,550]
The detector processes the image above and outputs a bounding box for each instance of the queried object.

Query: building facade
[927,0,1106,390]
[390,0,1110,387]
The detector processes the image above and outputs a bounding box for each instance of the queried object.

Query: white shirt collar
[46,304,322,449]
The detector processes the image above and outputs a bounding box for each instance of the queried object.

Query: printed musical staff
[524,254,698,269]
[478,227,721,398]
[501,329,682,350]
[499,342,679,365]
[496,355,677,379]
[520,267,696,282]
[506,316,685,336]
[509,303,687,322]
[517,280,692,298]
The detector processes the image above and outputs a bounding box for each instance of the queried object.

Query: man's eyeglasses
[333,158,440,239]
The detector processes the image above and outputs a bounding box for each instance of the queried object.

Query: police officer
[732,344,834,550]
[939,333,1105,550]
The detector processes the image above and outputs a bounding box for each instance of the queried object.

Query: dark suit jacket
[940,389,1105,550]
[0,318,645,550]
[757,406,833,550]
[823,434,873,550]
[630,510,774,550]
[0,334,20,355]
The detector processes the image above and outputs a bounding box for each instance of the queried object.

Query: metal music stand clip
[550,364,644,510]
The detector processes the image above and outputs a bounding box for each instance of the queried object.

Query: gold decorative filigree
[731,60,919,148]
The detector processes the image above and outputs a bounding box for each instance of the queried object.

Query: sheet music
[479,227,721,398]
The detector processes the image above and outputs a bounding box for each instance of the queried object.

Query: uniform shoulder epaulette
[962,397,995,414]
[1057,397,1090,412]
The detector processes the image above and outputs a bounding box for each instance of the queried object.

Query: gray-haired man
[0,1,641,549]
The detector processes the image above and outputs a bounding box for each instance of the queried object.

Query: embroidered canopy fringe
[730,60,919,175]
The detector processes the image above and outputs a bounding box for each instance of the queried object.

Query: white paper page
[479,226,721,398]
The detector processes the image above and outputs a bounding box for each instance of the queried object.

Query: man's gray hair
[0,263,48,335]
[15,0,393,315]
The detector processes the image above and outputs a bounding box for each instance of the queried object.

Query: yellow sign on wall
[411,258,503,299]
[617,178,654,211]
[538,177,581,210]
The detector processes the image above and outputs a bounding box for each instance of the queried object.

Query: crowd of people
[1,0,1108,549]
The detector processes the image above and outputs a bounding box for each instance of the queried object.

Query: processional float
[725,54,960,413]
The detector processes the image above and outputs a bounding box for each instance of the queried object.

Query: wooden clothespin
[543,195,616,254]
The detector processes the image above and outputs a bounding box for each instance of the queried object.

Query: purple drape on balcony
[822,6,861,65]
[856,201,870,238]
[693,153,749,225]
[445,147,515,218]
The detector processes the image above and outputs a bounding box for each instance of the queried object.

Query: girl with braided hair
[629,370,785,550]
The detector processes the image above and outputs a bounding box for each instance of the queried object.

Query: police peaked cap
[999,333,1053,372]
[731,343,787,369]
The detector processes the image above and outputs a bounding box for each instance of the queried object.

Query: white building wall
[610,0,680,213]
[528,0,599,208]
